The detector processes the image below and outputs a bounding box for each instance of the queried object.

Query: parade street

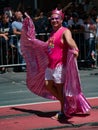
[0,68,98,130]
[0,68,98,106]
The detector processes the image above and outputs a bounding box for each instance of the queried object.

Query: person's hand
[89,24,96,31]
[2,34,8,40]
[73,49,79,58]
[10,44,16,48]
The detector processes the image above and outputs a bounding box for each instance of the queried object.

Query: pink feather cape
[20,16,91,116]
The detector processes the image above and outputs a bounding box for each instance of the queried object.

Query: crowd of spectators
[0,1,98,73]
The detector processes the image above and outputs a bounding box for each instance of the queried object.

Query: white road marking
[0,97,98,108]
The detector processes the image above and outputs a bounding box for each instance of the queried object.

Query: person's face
[73,17,78,22]
[3,15,10,23]
[16,11,23,20]
[96,18,98,23]
[50,14,63,29]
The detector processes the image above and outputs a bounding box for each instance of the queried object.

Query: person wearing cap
[20,9,91,121]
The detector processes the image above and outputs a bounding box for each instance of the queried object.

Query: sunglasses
[50,17,60,21]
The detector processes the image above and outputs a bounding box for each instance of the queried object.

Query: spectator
[33,9,48,33]
[68,12,84,31]
[62,15,69,28]
[89,6,97,22]
[0,13,12,74]
[82,0,91,12]
[33,9,49,41]
[11,10,25,72]
[83,15,96,68]
[96,16,98,41]
[68,12,84,60]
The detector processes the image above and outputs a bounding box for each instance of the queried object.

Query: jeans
[87,37,96,59]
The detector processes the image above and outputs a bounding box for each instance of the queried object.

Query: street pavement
[0,67,98,130]
[0,98,98,130]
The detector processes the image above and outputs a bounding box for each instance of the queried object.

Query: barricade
[72,30,97,68]
[0,35,24,68]
[95,38,98,65]
[0,31,97,70]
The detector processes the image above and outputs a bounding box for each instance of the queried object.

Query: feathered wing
[63,50,91,116]
[20,16,56,100]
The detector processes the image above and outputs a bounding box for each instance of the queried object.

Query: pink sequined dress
[20,16,91,117]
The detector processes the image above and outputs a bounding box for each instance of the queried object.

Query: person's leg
[45,66,65,120]
[51,64,66,120]
[45,80,64,111]
[87,38,92,59]
[51,83,65,120]
[55,83,64,113]
[45,68,60,100]
[45,80,65,120]
[45,80,59,100]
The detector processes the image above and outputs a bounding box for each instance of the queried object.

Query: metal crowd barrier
[0,31,98,69]
[95,38,98,65]
[0,35,23,68]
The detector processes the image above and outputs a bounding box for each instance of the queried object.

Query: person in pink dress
[20,9,91,121]
[45,9,79,119]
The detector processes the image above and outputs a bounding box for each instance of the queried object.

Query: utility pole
[34,0,37,9]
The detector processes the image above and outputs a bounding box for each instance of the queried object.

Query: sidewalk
[0,98,98,130]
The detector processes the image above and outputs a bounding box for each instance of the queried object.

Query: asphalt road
[0,68,98,107]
